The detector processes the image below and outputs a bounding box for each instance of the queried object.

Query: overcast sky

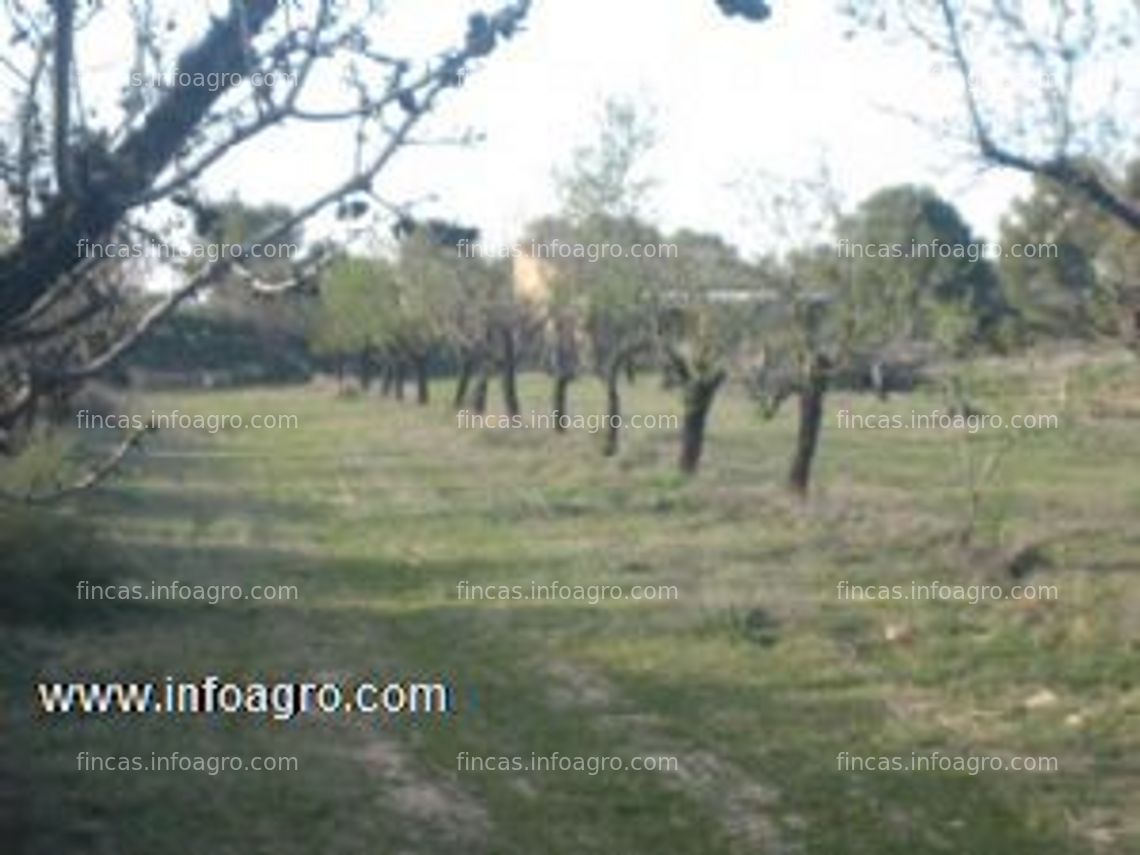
[165,0,1041,256]
[1,0,1060,256]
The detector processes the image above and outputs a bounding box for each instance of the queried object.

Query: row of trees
[0,0,772,470]
[0,0,536,474]
[0,0,1134,501]
[309,234,514,407]
[311,95,1138,495]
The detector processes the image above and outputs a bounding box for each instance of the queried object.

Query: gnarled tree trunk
[679,372,725,475]
[500,327,520,417]
[552,374,572,433]
[359,344,376,392]
[393,363,406,401]
[788,354,829,496]
[548,312,579,433]
[414,356,430,405]
[470,369,489,415]
[454,356,475,408]
[603,342,645,457]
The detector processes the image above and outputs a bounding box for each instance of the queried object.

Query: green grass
[2,351,1138,854]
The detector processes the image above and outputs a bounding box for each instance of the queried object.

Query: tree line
[306,94,1138,495]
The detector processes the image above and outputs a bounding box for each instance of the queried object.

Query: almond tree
[658,230,764,475]
[549,98,663,453]
[0,0,531,477]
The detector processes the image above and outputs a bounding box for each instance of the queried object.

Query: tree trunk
[501,327,520,417]
[679,373,725,475]
[414,357,430,405]
[470,370,489,414]
[603,344,642,457]
[454,357,474,408]
[380,364,394,397]
[552,374,572,433]
[393,363,406,401]
[359,344,375,391]
[870,359,888,401]
[334,355,345,393]
[549,314,578,432]
[603,366,622,457]
[788,355,829,496]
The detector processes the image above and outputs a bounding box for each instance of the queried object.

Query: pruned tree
[548,97,663,453]
[739,169,955,496]
[735,168,849,495]
[517,216,582,432]
[396,230,500,406]
[658,230,763,475]
[448,253,512,411]
[311,253,393,395]
[747,170,1018,502]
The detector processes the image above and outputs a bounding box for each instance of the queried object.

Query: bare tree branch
[0,419,156,504]
[935,0,1140,231]
[50,0,75,195]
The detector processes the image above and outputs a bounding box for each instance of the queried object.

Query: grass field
[2,352,1138,854]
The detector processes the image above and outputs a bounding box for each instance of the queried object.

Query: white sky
[2,0,1078,255]
[187,0,1042,256]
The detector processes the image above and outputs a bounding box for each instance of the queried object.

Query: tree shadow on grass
[83,483,323,527]
[5,529,1112,854]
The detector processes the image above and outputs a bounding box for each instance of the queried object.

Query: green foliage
[395,232,473,355]
[311,239,507,372]
[554,97,659,223]
[182,198,300,285]
[545,99,666,375]
[528,214,669,373]
[837,184,1007,348]
[6,374,1136,852]
[311,255,398,358]
[660,229,769,377]
[999,163,1140,341]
